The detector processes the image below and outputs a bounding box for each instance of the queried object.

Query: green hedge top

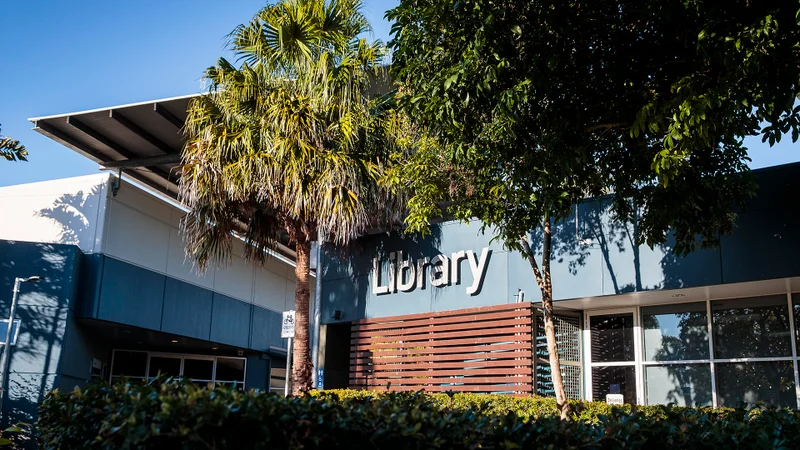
[39,381,800,450]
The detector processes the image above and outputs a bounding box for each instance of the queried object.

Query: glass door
[585,309,641,404]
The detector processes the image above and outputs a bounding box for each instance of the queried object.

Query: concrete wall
[319,162,800,323]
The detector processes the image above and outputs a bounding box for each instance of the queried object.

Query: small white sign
[281,310,296,338]
[606,394,624,405]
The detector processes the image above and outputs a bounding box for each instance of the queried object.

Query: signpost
[281,310,295,397]
[605,394,624,405]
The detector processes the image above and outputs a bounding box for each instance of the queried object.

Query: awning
[29,94,198,199]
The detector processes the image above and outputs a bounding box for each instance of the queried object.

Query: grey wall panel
[250,306,282,352]
[245,355,269,391]
[97,257,165,330]
[210,294,252,348]
[76,253,103,318]
[721,165,800,283]
[161,278,213,341]
[321,163,800,322]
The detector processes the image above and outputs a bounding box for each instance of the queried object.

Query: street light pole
[0,276,40,420]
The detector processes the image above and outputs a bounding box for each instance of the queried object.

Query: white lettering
[466,248,491,295]
[430,254,450,287]
[388,252,397,293]
[371,248,491,295]
[416,257,430,290]
[450,250,467,285]
[397,251,416,292]
[372,256,389,295]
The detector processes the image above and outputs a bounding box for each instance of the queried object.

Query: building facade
[317,162,800,409]
[0,174,298,424]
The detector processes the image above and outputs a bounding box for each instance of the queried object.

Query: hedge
[39,380,800,449]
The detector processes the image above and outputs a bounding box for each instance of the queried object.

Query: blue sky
[0,0,795,188]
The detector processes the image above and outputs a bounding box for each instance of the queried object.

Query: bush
[39,381,800,449]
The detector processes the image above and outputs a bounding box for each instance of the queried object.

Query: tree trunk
[292,237,313,395]
[521,217,570,419]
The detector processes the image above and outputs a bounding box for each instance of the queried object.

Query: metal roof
[28,93,305,261]
[29,93,198,199]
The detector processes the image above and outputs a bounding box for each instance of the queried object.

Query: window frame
[110,350,247,388]
[585,293,800,408]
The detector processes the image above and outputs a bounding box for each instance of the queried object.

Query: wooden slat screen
[350,303,534,394]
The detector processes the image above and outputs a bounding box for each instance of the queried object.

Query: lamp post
[0,276,41,419]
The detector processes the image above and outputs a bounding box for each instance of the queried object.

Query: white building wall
[0,173,110,253]
[0,174,302,314]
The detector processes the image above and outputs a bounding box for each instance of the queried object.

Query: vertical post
[0,278,22,419]
[284,337,293,397]
[311,232,324,388]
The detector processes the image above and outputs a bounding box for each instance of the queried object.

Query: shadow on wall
[321,226,444,322]
[0,240,78,427]
[529,197,715,298]
[35,184,104,250]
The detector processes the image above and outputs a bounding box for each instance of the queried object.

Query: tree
[1,124,27,162]
[387,0,800,416]
[180,0,404,394]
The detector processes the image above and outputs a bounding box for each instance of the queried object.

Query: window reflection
[716,361,796,408]
[590,314,634,362]
[712,296,792,358]
[645,364,712,407]
[642,303,708,361]
[592,366,636,404]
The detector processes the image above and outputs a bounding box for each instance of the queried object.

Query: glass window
[642,303,709,361]
[216,358,245,382]
[712,296,792,358]
[183,359,213,380]
[270,367,286,394]
[111,351,147,377]
[591,366,636,404]
[590,314,634,362]
[645,364,712,407]
[716,361,796,408]
[148,356,181,378]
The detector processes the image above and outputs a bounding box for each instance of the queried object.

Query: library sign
[371,248,491,296]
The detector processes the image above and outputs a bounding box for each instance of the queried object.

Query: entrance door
[585,310,641,404]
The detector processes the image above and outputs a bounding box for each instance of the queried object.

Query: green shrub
[39,380,800,449]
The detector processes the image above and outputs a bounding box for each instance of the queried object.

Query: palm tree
[1,124,27,161]
[180,0,404,394]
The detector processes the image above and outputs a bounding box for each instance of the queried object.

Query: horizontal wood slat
[352,309,531,333]
[351,325,532,345]
[349,303,534,395]
[351,376,533,387]
[350,359,533,371]
[351,318,532,339]
[357,384,533,393]
[351,352,533,365]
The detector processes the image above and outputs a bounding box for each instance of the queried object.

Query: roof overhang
[29,93,198,199]
[29,94,303,262]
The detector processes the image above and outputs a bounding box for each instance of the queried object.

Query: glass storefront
[111,350,246,389]
[585,294,800,408]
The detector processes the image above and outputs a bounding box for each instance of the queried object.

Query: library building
[1,94,799,426]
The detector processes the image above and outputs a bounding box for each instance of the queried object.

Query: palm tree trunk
[292,236,313,394]
[521,217,570,419]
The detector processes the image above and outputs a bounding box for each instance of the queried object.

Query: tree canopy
[389,0,800,254]
[1,124,27,162]
[387,0,800,414]
[180,0,403,393]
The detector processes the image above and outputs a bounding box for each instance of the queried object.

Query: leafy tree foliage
[388,0,800,414]
[180,0,403,394]
[0,124,27,162]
